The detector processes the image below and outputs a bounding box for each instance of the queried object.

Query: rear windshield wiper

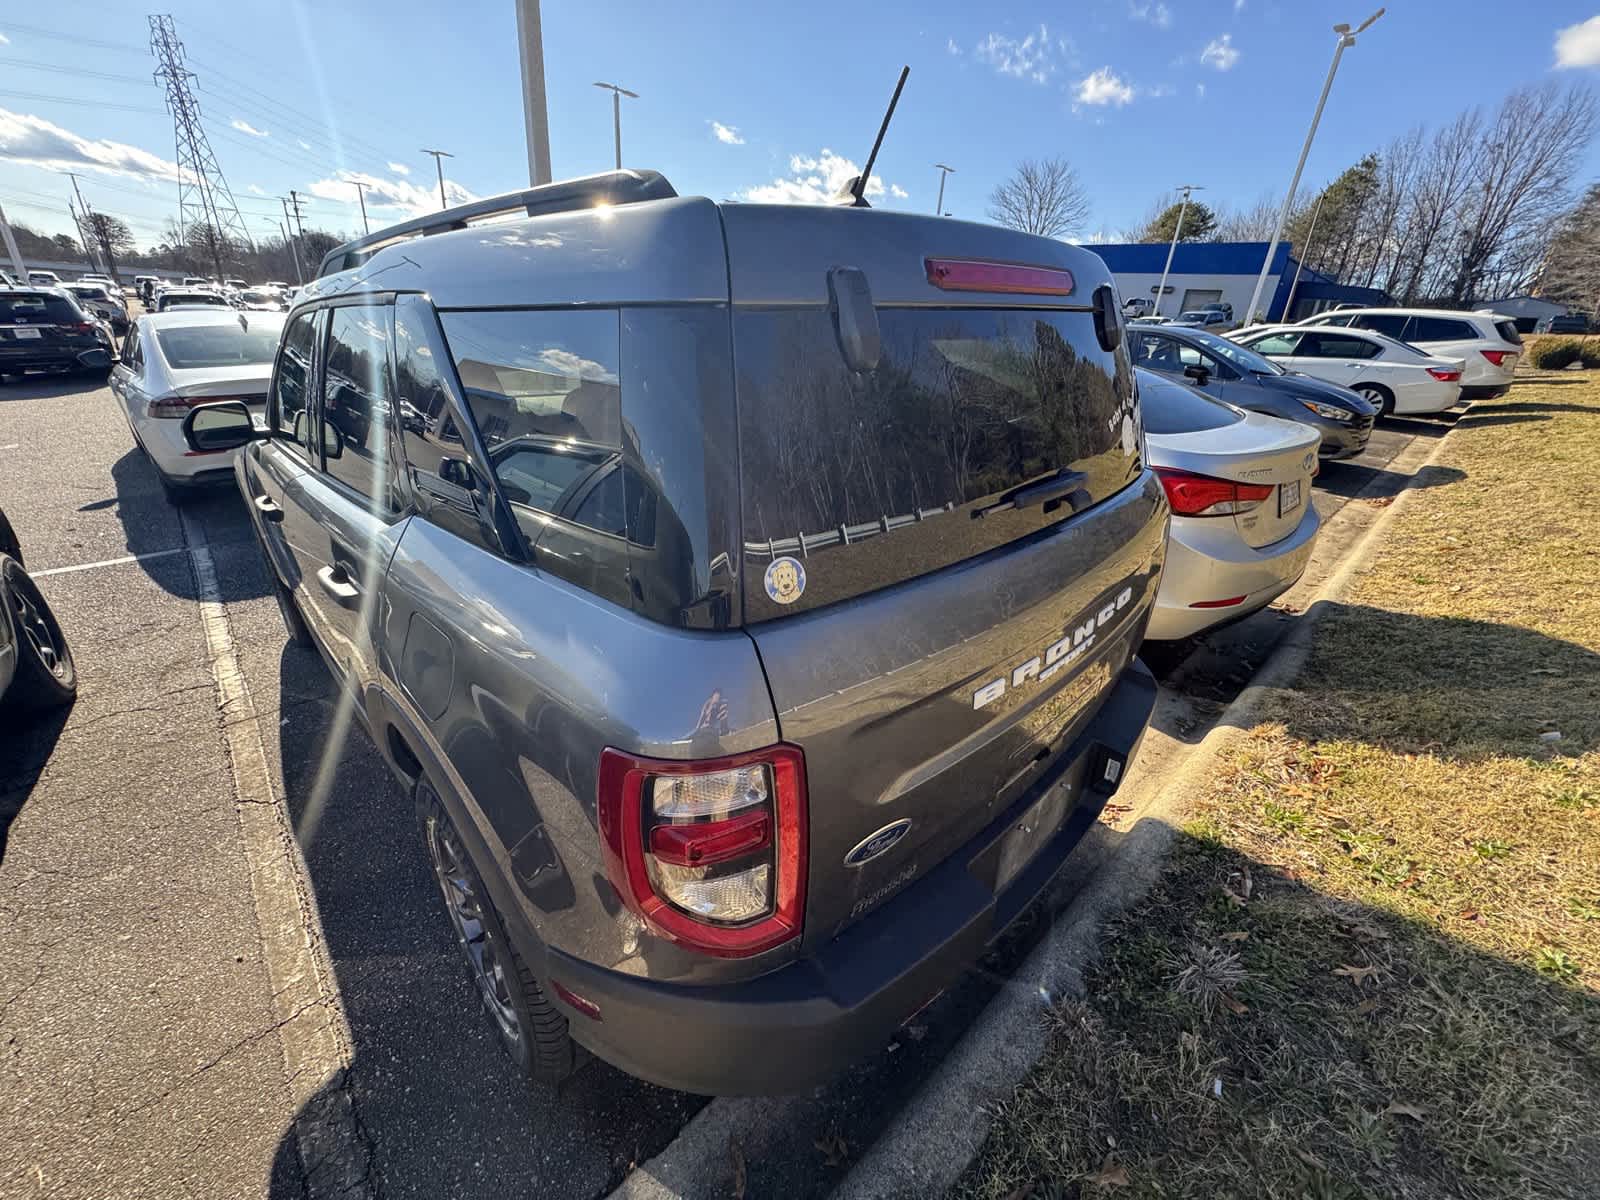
[972,469,1090,519]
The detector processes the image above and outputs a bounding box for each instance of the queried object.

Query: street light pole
[280,196,304,284]
[1280,191,1326,325]
[421,149,454,210]
[592,82,638,170]
[516,0,553,185]
[1154,184,1203,319]
[351,180,371,234]
[933,163,955,216]
[1243,9,1384,326]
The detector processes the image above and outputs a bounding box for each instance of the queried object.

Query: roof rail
[315,169,678,278]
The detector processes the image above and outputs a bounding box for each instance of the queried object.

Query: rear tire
[1354,383,1394,418]
[1,555,77,715]
[417,779,576,1085]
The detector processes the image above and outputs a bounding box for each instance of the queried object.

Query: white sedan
[1230,325,1463,416]
[109,309,285,501]
[1141,368,1323,642]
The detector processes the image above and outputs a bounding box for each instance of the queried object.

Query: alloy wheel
[426,814,525,1048]
[11,584,65,679]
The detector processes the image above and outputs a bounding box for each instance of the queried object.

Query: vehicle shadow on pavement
[0,706,71,867]
[264,644,704,1200]
[1216,602,1599,758]
[1313,461,1466,503]
[0,376,102,403]
[1477,398,1600,414]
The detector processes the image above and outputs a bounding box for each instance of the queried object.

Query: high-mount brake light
[924,258,1075,296]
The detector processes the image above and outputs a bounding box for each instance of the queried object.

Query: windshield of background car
[0,294,82,323]
[68,286,109,302]
[155,323,283,369]
[1137,371,1244,434]
[1188,330,1283,376]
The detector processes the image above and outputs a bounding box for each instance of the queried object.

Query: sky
[2,1,1599,251]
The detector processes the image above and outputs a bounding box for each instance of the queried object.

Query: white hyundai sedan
[1141,368,1323,642]
[109,309,285,501]
[1230,324,1463,417]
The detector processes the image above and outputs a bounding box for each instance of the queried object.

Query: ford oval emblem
[844,819,913,868]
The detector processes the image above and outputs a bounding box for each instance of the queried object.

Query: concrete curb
[830,422,1467,1200]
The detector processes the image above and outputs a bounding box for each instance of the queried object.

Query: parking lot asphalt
[0,373,1456,1200]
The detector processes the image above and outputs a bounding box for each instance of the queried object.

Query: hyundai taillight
[148,393,255,419]
[1479,350,1511,367]
[597,745,807,957]
[1427,367,1462,381]
[1153,467,1275,517]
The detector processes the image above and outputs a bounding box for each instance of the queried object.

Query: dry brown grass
[959,377,1600,1200]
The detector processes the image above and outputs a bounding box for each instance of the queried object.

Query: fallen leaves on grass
[1385,1101,1427,1122]
[1086,1155,1130,1189]
[1332,963,1379,987]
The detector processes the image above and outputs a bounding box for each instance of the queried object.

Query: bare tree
[1443,82,1597,305]
[83,211,135,279]
[1213,192,1284,242]
[988,158,1091,239]
[1539,183,1600,321]
[1358,127,1424,290]
[1394,110,1482,303]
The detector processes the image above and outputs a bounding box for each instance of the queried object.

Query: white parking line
[176,508,370,1199]
[31,547,188,577]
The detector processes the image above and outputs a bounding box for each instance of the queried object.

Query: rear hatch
[0,292,101,358]
[722,206,1167,948]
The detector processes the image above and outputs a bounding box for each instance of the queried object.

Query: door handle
[316,565,360,607]
[253,494,284,523]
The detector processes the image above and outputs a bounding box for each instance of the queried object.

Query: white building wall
[1113,270,1283,320]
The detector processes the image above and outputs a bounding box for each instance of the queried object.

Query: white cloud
[710,121,744,145]
[737,148,905,205]
[0,107,181,182]
[1555,15,1600,68]
[1128,2,1172,28]
[387,161,411,175]
[947,37,961,56]
[1147,83,1176,98]
[1201,34,1240,70]
[890,184,909,199]
[1074,67,1135,107]
[976,24,1058,84]
[306,169,478,219]
[297,139,311,151]
[230,118,269,138]
[247,183,266,195]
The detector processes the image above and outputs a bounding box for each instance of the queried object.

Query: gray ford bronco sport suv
[185,170,1168,1095]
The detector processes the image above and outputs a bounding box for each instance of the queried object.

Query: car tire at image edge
[416,778,576,1085]
[1353,382,1394,417]
[1,554,78,715]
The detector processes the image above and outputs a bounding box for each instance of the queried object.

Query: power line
[0,57,153,85]
[0,21,147,53]
[0,88,167,115]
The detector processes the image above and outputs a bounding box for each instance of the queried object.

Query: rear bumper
[541,659,1158,1096]
[130,410,249,483]
[0,346,110,373]
[1460,384,1510,401]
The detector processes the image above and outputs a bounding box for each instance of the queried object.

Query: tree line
[988,80,1596,310]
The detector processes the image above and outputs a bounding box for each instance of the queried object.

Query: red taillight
[68,321,97,334]
[1479,350,1511,367]
[1190,595,1247,609]
[1427,367,1462,382]
[549,979,602,1020]
[925,258,1074,296]
[1153,467,1275,517]
[597,744,807,958]
[148,393,256,419]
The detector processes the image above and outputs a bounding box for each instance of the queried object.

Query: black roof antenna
[838,66,910,208]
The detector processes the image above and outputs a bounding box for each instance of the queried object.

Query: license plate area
[11,328,42,340]
[996,778,1073,893]
[1279,479,1302,517]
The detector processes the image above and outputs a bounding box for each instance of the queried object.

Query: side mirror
[1183,363,1211,386]
[183,401,263,453]
[322,420,345,460]
[439,456,477,490]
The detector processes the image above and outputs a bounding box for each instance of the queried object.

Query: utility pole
[66,174,103,274]
[286,191,308,240]
[351,180,370,234]
[1244,9,1384,326]
[592,82,637,170]
[1280,191,1326,325]
[280,196,304,284]
[421,149,454,210]
[0,201,26,280]
[933,163,955,216]
[1154,184,1203,319]
[515,0,553,185]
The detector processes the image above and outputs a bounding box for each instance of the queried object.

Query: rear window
[1137,371,1243,434]
[156,323,282,369]
[735,306,1137,620]
[1493,319,1522,346]
[0,294,82,323]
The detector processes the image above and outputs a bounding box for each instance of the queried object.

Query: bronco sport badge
[972,585,1135,710]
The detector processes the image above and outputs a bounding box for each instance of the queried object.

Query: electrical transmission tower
[149,13,254,277]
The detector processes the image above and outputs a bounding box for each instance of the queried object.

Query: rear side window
[1137,372,1243,434]
[1408,316,1475,342]
[1300,332,1381,360]
[1248,332,1301,355]
[272,310,318,458]
[0,294,81,323]
[735,306,1137,621]
[1492,319,1522,346]
[1353,314,1409,339]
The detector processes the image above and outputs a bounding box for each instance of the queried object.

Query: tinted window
[1493,319,1522,346]
[1408,316,1475,342]
[272,310,318,457]
[1299,332,1381,360]
[438,308,622,532]
[155,322,283,369]
[1248,332,1302,356]
[0,294,81,323]
[1137,371,1243,434]
[735,306,1138,619]
[1352,314,1409,339]
[321,304,397,510]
